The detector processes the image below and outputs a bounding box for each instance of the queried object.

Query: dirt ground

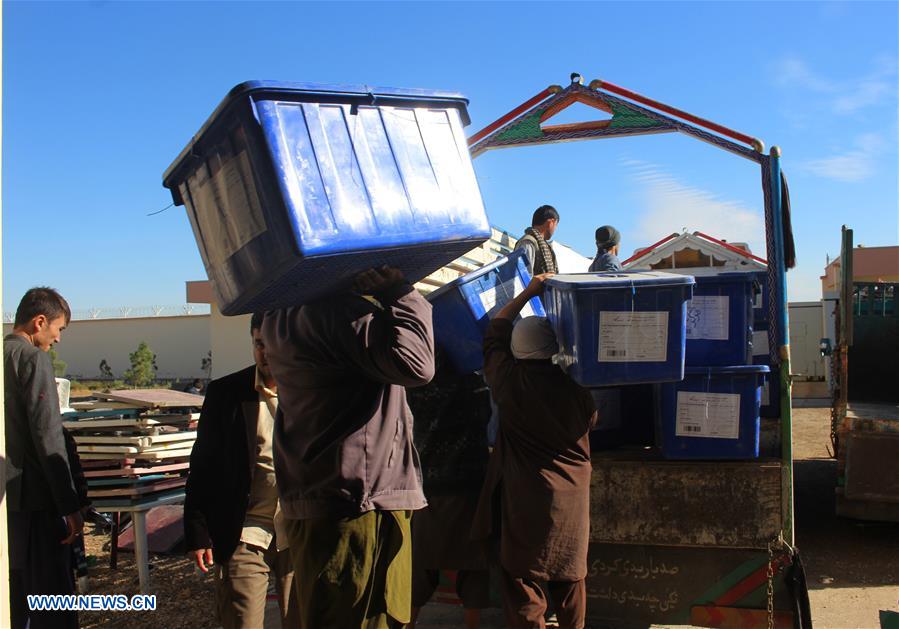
[76,405,898,628]
[792,405,899,629]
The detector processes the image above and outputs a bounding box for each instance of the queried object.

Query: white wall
[209,305,253,379]
[4,315,211,380]
[788,302,825,381]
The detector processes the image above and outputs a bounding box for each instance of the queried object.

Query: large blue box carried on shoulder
[544,272,695,387]
[685,273,757,367]
[659,365,769,459]
[163,81,491,315]
[428,250,545,374]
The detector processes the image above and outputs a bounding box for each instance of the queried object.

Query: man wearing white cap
[471,275,597,629]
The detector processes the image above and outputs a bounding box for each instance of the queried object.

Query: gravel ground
[79,531,217,629]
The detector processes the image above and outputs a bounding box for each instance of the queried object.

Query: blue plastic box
[428,250,545,373]
[545,272,695,386]
[685,273,756,366]
[752,322,780,418]
[659,365,769,459]
[163,81,491,315]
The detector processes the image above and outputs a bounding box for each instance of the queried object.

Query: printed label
[675,391,741,439]
[478,276,536,319]
[753,330,770,356]
[598,312,669,362]
[191,149,267,266]
[686,296,729,341]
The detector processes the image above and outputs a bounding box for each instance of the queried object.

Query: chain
[766,539,776,629]
[766,533,794,629]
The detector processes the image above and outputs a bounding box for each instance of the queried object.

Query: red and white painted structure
[622,230,767,276]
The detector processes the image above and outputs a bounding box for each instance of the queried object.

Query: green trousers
[286,510,412,629]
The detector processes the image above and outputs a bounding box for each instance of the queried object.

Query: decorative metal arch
[468,74,796,541]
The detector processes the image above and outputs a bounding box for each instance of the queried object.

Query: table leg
[110,512,120,570]
[133,511,150,594]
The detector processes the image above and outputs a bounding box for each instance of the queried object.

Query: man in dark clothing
[407,347,492,628]
[588,225,623,272]
[184,313,297,629]
[4,287,83,629]
[472,275,597,629]
[514,205,560,276]
[262,266,435,628]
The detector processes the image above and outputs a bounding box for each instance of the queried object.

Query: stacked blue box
[545,272,695,387]
[659,365,770,459]
[428,250,545,374]
[684,273,757,366]
[163,81,491,315]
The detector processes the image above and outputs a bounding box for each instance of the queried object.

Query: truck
[468,73,810,628]
[828,226,899,523]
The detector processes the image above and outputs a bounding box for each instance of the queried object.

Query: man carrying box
[472,274,597,629]
[262,266,435,628]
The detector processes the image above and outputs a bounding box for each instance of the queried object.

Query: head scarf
[511,316,559,360]
[595,225,621,250]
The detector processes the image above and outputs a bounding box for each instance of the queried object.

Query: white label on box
[675,391,741,439]
[598,312,669,362]
[761,380,770,406]
[191,149,267,266]
[478,276,536,319]
[686,296,729,341]
[753,330,770,356]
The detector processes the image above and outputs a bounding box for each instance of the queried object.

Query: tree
[99,359,114,380]
[48,348,67,377]
[123,341,158,387]
[201,351,212,379]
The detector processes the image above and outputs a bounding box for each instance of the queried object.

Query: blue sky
[4,1,897,313]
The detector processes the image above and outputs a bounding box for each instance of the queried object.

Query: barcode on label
[606,350,627,357]
[683,425,703,433]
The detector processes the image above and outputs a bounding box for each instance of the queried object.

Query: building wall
[821,245,899,293]
[3,315,211,381]
[788,302,825,381]
[209,306,253,379]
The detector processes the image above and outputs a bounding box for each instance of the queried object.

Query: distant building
[622,231,767,274]
[820,245,899,295]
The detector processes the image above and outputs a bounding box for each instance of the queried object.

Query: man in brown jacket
[472,274,596,629]
[262,266,435,628]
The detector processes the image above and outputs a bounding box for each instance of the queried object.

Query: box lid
[685,365,771,376]
[163,80,471,192]
[693,272,760,284]
[427,250,527,302]
[546,270,696,290]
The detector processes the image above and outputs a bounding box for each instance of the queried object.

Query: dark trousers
[412,568,491,609]
[8,509,78,629]
[501,569,585,629]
